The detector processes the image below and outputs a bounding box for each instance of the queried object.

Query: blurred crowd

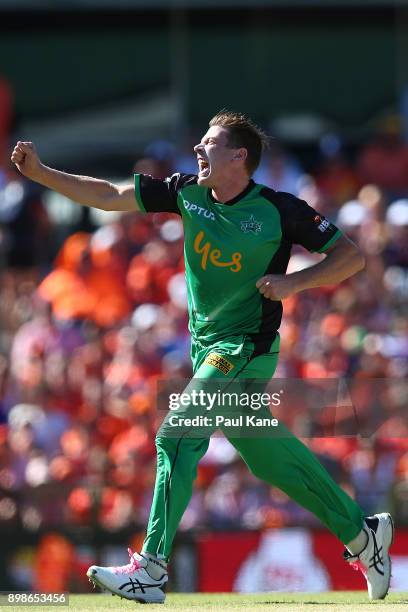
[0,119,408,575]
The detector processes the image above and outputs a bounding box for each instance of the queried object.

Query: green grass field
[7,592,408,612]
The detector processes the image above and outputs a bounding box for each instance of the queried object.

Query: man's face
[194,125,242,186]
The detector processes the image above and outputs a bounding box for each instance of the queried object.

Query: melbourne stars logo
[240,214,263,234]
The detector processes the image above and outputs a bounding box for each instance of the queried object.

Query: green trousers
[142,335,364,560]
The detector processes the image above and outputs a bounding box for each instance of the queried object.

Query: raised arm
[11,141,138,212]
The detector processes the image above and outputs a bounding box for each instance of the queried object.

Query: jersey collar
[208,179,256,206]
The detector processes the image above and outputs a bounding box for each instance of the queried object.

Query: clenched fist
[256,274,300,300]
[10,141,43,180]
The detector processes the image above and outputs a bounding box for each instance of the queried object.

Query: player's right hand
[10,141,43,180]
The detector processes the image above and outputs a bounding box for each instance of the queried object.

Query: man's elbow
[337,237,366,273]
[351,247,366,273]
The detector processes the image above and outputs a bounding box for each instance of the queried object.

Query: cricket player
[11,111,393,603]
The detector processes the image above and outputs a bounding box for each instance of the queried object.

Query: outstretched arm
[256,235,365,300]
[11,141,138,212]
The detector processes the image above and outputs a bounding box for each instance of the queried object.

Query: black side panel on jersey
[249,239,292,358]
[248,188,295,357]
[137,173,198,214]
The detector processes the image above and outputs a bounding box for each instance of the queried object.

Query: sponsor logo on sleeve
[314,215,331,233]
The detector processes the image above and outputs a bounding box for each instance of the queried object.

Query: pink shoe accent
[349,559,368,580]
[113,548,142,575]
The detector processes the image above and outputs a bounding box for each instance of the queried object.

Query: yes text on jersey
[193,231,242,272]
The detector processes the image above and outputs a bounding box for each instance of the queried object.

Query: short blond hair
[209,109,269,175]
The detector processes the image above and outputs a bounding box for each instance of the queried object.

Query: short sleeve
[134,173,197,215]
[278,192,342,253]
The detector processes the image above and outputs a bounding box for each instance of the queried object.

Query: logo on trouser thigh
[204,352,234,375]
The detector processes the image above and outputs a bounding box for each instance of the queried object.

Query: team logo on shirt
[240,215,263,234]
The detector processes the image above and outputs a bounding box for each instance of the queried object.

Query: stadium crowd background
[1,96,408,590]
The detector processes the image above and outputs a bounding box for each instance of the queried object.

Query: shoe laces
[113,548,142,575]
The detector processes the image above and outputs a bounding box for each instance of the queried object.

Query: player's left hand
[256,274,299,300]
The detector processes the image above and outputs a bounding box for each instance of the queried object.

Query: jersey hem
[134,174,147,212]
[316,229,342,253]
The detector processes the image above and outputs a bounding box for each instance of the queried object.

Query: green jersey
[134,173,341,353]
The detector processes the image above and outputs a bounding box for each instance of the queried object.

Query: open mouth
[198,158,210,177]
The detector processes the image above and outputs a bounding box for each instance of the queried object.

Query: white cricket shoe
[87,548,167,603]
[344,513,394,600]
